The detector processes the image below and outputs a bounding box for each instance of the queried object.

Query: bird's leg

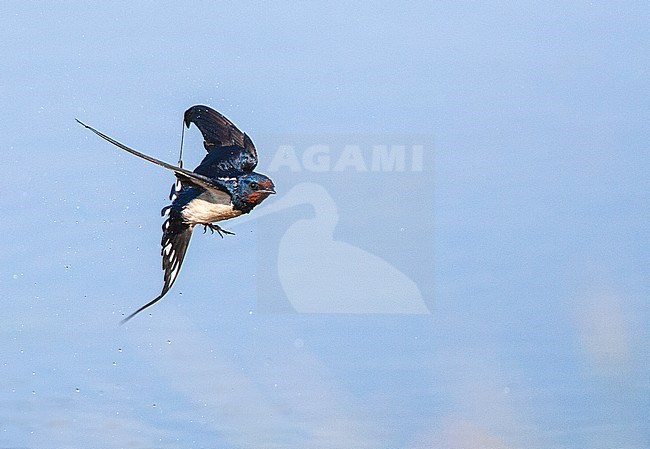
[202,223,235,238]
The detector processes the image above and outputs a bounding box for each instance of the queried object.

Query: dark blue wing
[184,105,258,173]
[76,119,229,194]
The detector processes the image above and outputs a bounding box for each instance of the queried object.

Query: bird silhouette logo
[239,182,429,314]
[78,106,275,323]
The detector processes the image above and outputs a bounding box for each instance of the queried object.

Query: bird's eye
[250,181,259,190]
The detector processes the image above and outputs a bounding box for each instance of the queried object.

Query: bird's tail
[120,210,193,324]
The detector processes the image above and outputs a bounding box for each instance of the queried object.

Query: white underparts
[181,189,242,224]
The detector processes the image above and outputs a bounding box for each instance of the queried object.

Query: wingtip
[118,290,168,325]
[119,305,149,325]
[119,307,145,325]
[183,106,197,128]
[118,308,144,326]
[75,118,89,128]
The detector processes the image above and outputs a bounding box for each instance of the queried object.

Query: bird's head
[237,172,276,210]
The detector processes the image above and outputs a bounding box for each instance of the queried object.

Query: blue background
[2,2,648,448]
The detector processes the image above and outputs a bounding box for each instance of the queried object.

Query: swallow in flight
[77,105,275,323]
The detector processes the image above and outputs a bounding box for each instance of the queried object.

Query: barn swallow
[77,105,275,323]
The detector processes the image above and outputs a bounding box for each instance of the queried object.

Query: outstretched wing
[120,214,193,324]
[76,119,229,194]
[184,105,258,172]
[76,119,204,323]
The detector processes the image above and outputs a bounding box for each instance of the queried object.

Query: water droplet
[117,348,122,352]
[75,388,80,393]
[167,340,171,345]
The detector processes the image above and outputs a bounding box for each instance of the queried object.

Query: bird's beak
[260,188,276,194]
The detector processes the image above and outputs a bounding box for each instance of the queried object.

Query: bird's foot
[203,223,235,238]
